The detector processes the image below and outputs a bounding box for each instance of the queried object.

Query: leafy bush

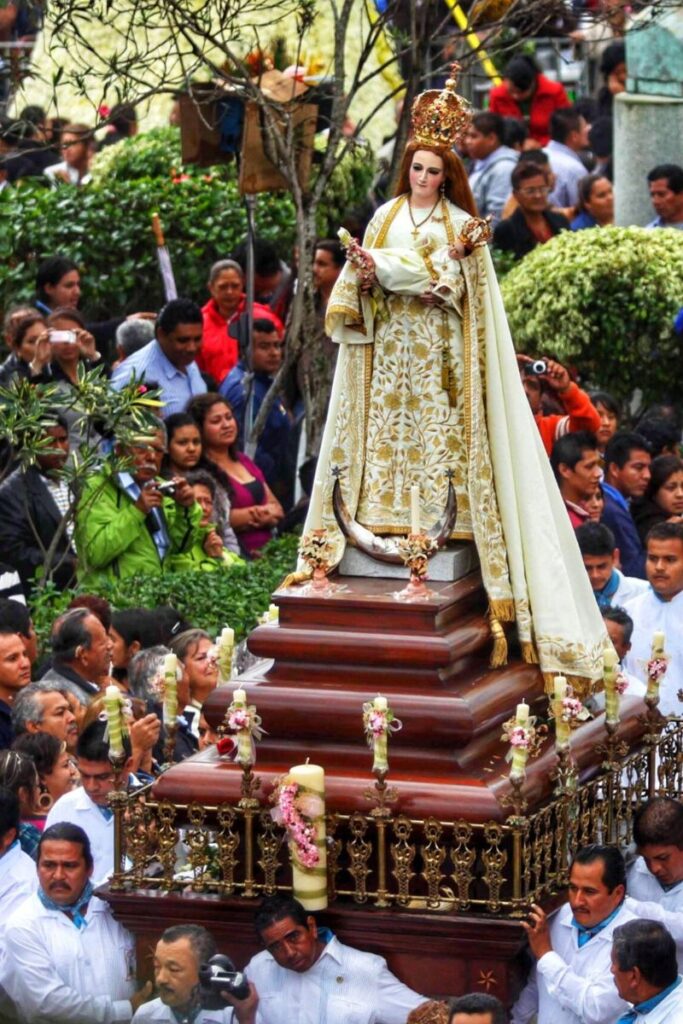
[30,533,299,649]
[0,127,375,320]
[500,227,683,403]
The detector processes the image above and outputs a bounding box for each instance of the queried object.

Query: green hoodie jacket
[75,471,204,588]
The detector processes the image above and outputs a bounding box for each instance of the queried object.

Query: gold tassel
[279,569,312,589]
[489,598,515,622]
[489,615,508,668]
[520,640,539,665]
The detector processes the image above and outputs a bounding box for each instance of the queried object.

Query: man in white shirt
[511,843,635,1024]
[243,894,424,1024]
[611,920,683,1023]
[1,822,152,1023]
[45,719,134,884]
[463,112,518,226]
[133,924,256,1024]
[545,107,590,209]
[576,522,649,611]
[623,523,683,715]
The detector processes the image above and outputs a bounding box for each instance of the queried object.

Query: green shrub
[500,227,683,403]
[30,533,299,649]
[0,127,374,321]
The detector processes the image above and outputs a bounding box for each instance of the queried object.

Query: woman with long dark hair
[632,455,683,544]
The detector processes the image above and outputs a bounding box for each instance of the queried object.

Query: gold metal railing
[110,714,682,916]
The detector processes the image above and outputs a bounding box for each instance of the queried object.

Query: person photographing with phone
[74,425,205,588]
[518,354,602,456]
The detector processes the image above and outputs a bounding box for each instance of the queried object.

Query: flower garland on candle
[501,716,546,758]
[558,694,591,724]
[270,776,324,869]
[614,672,629,695]
[362,699,402,772]
[299,530,335,570]
[396,533,438,578]
[225,697,264,764]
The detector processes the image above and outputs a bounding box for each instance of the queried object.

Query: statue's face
[409,149,445,205]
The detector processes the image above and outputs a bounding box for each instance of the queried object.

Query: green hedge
[500,226,683,403]
[0,127,375,321]
[30,533,300,649]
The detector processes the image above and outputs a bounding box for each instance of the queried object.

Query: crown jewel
[410,63,473,149]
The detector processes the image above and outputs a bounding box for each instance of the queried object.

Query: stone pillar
[614,92,683,227]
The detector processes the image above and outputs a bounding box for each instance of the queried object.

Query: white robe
[623,588,683,715]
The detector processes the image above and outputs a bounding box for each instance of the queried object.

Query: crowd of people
[0,17,682,1023]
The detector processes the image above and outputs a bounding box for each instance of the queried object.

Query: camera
[522,359,547,377]
[155,480,177,495]
[49,329,77,344]
[198,954,250,1009]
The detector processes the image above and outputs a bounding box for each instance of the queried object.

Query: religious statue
[302,66,607,691]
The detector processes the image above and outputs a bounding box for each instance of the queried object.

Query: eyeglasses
[517,186,551,197]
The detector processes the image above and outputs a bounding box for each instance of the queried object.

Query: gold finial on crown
[410,62,473,149]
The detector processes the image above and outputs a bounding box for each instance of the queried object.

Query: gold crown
[410,63,473,149]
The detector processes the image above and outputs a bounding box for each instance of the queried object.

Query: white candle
[221,626,235,646]
[553,676,570,748]
[104,685,124,757]
[289,763,327,911]
[554,676,568,700]
[651,631,665,656]
[374,695,388,711]
[648,631,666,700]
[603,647,618,669]
[162,653,178,728]
[233,687,247,705]
[309,481,324,531]
[267,603,279,622]
[410,485,420,535]
[515,701,529,725]
[603,647,620,726]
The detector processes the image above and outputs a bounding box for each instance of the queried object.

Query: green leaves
[500,226,683,404]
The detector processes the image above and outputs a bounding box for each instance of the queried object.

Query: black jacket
[493,207,570,261]
[0,466,77,594]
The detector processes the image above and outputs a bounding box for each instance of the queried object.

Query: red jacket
[488,75,571,145]
[533,382,601,456]
[197,298,283,386]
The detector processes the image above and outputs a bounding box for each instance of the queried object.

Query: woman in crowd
[12,733,78,816]
[488,54,570,146]
[632,454,683,543]
[188,393,283,557]
[571,174,614,230]
[0,749,42,857]
[580,484,605,523]
[591,390,620,456]
[169,628,219,739]
[197,259,283,386]
[110,608,159,687]
[164,413,240,554]
[0,311,50,385]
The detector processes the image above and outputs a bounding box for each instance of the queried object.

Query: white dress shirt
[0,840,37,935]
[245,934,423,1024]
[1,892,135,1023]
[612,569,649,607]
[625,864,683,971]
[511,901,636,1024]
[623,589,683,715]
[544,141,588,208]
[45,786,115,885]
[133,999,232,1023]
[625,979,683,1022]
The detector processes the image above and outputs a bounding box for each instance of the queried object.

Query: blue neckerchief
[571,903,623,947]
[617,976,682,1022]
[38,880,95,929]
[98,805,114,822]
[602,481,630,512]
[596,569,620,610]
[318,926,334,945]
[117,471,170,561]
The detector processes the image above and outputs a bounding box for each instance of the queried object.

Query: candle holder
[552,740,578,796]
[393,532,438,601]
[597,716,629,772]
[364,768,399,819]
[163,719,178,768]
[238,762,262,809]
[500,770,528,816]
[298,528,338,595]
[108,748,128,792]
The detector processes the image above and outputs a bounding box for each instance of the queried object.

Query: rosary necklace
[408,196,441,240]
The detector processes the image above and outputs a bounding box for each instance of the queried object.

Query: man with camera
[517,354,601,457]
[133,924,258,1024]
[74,425,205,588]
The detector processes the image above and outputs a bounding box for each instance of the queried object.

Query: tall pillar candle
[309,481,324,531]
[288,763,327,911]
[104,685,124,758]
[603,646,620,725]
[372,696,389,773]
[162,653,178,729]
[648,631,666,700]
[553,675,570,749]
[510,700,530,778]
[232,687,252,765]
[410,485,420,535]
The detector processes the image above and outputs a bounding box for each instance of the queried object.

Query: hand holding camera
[199,955,258,1023]
[517,354,571,393]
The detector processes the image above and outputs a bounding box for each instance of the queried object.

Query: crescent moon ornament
[331,468,457,564]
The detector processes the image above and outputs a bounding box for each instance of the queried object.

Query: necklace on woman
[407,196,441,240]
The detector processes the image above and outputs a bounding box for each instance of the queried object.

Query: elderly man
[611,920,683,1022]
[623,523,683,713]
[1,822,152,1023]
[0,626,32,750]
[111,299,207,416]
[11,680,79,752]
[74,425,204,587]
[242,894,423,1024]
[493,162,570,261]
[133,924,256,1023]
[45,720,134,884]
[511,844,635,1024]
[41,608,111,706]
